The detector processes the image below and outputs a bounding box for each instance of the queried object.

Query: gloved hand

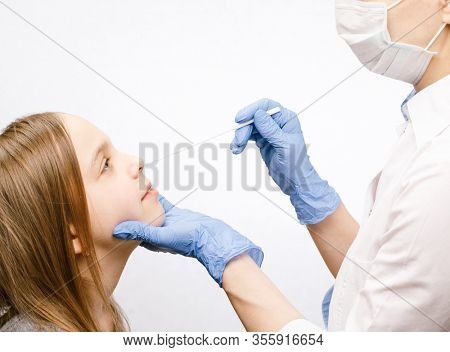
[230,98,341,225]
[112,195,264,287]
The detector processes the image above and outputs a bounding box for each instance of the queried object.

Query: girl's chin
[148,213,165,227]
[146,204,165,227]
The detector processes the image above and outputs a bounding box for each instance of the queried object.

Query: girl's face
[62,114,164,255]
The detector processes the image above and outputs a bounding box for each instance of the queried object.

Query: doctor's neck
[415,26,450,92]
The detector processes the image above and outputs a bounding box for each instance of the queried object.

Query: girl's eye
[101,158,110,173]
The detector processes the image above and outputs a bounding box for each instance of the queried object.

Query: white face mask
[336,0,447,85]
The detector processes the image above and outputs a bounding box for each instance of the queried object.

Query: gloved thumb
[253,109,284,147]
[158,194,175,213]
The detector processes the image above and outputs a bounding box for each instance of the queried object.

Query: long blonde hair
[0,113,128,331]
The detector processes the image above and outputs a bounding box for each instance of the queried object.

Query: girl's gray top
[1,314,62,332]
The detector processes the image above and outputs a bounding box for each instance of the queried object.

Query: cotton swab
[235,107,281,130]
[234,106,310,151]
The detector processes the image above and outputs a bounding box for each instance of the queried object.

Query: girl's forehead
[61,113,107,144]
[60,113,97,135]
[60,113,108,177]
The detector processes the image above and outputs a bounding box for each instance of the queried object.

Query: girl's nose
[129,156,144,178]
[138,158,144,175]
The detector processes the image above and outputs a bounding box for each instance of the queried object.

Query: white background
[0,0,413,331]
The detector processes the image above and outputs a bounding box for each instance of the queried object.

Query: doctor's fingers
[231,126,268,154]
[234,98,281,123]
[117,221,173,248]
[113,220,150,241]
[231,124,253,154]
[253,110,285,146]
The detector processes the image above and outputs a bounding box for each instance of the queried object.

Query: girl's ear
[70,224,83,255]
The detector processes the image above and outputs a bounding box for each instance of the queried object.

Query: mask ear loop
[425,0,450,50]
[388,0,404,11]
[425,23,447,51]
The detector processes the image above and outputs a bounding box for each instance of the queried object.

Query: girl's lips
[142,187,159,201]
[141,180,154,200]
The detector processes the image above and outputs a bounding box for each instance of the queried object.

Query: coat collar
[400,75,450,149]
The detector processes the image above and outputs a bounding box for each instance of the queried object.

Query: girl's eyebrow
[90,140,109,171]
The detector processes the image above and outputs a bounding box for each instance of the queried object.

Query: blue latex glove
[230,98,341,225]
[112,195,264,287]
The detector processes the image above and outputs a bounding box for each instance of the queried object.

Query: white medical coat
[281,74,450,332]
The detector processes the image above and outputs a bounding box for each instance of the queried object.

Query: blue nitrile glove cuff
[194,224,264,287]
[290,176,342,225]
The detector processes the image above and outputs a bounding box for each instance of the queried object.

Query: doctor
[113,0,450,331]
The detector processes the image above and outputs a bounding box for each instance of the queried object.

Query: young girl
[0,112,271,332]
[0,112,165,331]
